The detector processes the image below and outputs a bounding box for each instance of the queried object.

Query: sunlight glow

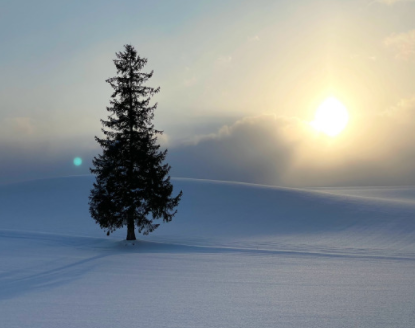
[311,97,349,137]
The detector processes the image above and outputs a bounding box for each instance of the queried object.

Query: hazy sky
[1,0,415,186]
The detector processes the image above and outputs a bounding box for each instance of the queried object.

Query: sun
[311,97,349,137]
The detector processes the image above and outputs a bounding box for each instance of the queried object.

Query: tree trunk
[126,218,136,240]
[126,58,136,243]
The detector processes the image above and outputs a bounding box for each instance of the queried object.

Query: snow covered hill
[1,176,415,328]
[1,175,415,257]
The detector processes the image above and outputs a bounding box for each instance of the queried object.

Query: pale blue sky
[1,0,415,185]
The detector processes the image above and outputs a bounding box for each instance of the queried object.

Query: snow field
[1,176,415,327]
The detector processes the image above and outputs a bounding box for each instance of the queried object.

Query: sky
[1,0,415,186]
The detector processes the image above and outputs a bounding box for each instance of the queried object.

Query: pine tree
[89,44,182,240]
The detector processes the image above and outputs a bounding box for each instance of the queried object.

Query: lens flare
[73,157,82,166]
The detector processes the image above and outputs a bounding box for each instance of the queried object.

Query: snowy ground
[1,176,415,327]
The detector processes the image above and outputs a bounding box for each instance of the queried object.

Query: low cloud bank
[2,98,415,187]
[170,98,415,187]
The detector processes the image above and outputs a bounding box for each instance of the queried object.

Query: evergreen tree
[89,44,182,240]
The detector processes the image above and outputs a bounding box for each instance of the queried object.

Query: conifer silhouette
[89,44,182,240]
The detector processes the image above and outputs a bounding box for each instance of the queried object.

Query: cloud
[169,99,415,187]
[3,99,415,187]
[349,54,377,61]
[169,115,302,185]
[4,117,36,135]
[157,132,170,147]
[0,136,97,184]
[183,77,197,87]
[376,0,415,4]
[384,30,415,59]
[247,35,260,42]
[382,97,415,121]
[215,55,232,66]
[0,116,99,184]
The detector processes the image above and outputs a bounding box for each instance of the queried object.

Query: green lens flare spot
[73,157,82,166]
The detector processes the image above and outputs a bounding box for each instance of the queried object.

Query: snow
[1,176,415,327]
